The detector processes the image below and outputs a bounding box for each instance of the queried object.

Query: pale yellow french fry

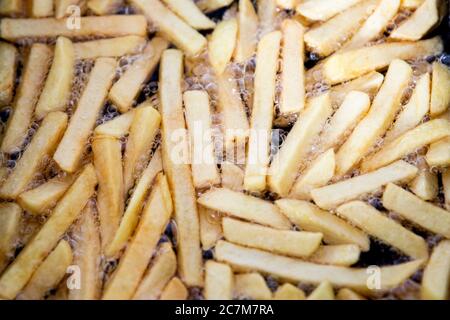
[426,137,450,167]
[233,0,258,63]
[130,0,206,57]
[17,175,73,215]
[383,183,450,238]
[307,281,335,300]
[296,0,363,21]
[335,60,413,176]
[276,199,370,250]
[209,18,237,75]
[323,37,443,85]
[1,44,52,154]
[204,261,233,300]
[0,15,147,41]
[244,31,281,192]
[0,42,17,107]
[133,242,177,300]
[430,61,450,117]
[0,112,68,199]
[198,187,291,229]
[102,174,173,300]
[337,201,429,259]
[106,149,162,257]
[30,0,53,17]
[216,241,423,293]
[273,283,305,300]
[162,0,215,29]
[197,0,233,12]
[442,169,450,211]
[0,164,97,299]
[421,240,450,300]
[53,58,116,173]
[402,0,424,8]
[361,119,450,172]
[0,203,21,273]
[88,0,122,15]
[55,0,84,19]
[74,36,146,60]
[199,206,223,251]
[311,161,418,210]
[19,240,72,300]
[409,165,439,201]
[257,0,277,37]
[336,288,366,300]
[269,93,333,196]
[159,49,203,287]
[279,19,305,115]
[235,272,272,300]
[308,244,360,267]
[109,37,168,113]
[0,0,24,16]
[160,277,188,300]
[221,161,244,192]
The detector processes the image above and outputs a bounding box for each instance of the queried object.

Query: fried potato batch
[0,0,449,300]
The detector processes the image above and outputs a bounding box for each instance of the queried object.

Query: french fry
[0,203,21,273]
[0,42,17,107]
[0,15,148,41]
[109,37,168,113]
[199,206,223,250]
[308,244,360,267]
[233,0,258,63]
[408,164,438,201]
[19,240,72,300]
[130,0,207,57]
[159,49,203,287]
[133,242,177,300]
[390,0,441,41]
[106,149,162,257]
[0,112,68,199]
[74,36,146,60]
[336,288,366,300]
[307,281,335,300]
[0,0,24,16]
[209,18,237,75]
[102,174,173,300]
[430,61,450,117]
[221,161,244,192]
[383,183,450,238]
[426,137,450,167]
[53,58,116,173]
[276,199,370,250]
[162,0,215,30]
[296,0,363,21]
[443,169,450,211]
[337,201,429,259]
[235,272,272,300]
[273,283,305,300]
[29,0,53,17]
[257,0,277,37]
[244,31,281,192]
[268,93,333,196]
[323,37,442,84]
[160,277,188,300]
[421,240,450,300]
[1,44,53,154]
[197,0,233,12]
[88,0,122,15]
[55,0,84,19]
[215,241,423,293]
[311,161,418,210]
[335,60,413,176]
[361,119,450,172]
[0,164,97,299]
[198,187,291,229]
[204,261,233,300]
[35,37,75,120]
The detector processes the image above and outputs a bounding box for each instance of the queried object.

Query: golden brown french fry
[0,0,24,16]
[0,42,17,107]
[133,242,177,300]
[0,164,97,299]
[444,169,450,211]
[0,203,21,273]
[74,36,146,60]
[221,161,244,192]
[1,44,52,154]
[55,0,84,19]
[335,60,413,176]
[273,283,305,300]
[430,61,450,117]
[159,49,203,287]
[162,0,215,29]
[235,272,272,299]
[307,281,335,300]
[160,277,188,300]
[257,0,277,37]
[0,112,68,199]
[336,288,366,300]
[296,0,362,21]
[276,199,370,250]
[426,137,450,167]
[408,163,438,201]
[421,240,450,300]
[308,244,360,267]
[0,15,147,41]
[199,206,223,250]
[88,0,122,14]
[197,0,233,12]
[311,161,418,210]
[233,0,258,63]
[204,261,233,300]
[109,37,168,113]
[53,58,116,173]
[29,0,53,17]
[209,18,237,75]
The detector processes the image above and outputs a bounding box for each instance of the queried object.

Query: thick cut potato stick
[55,0,84,19]
[0,42,17,107]
[0,112,68,199]
[0,15,147,41]
[274,283,306,300]
[337,201,428,259]
[159,49,203,287]
[209,18,237,75]
[244,31,281,192]
[257,0,277,37]
[421,240,450,300]
[335,60,413,176]
[0,203,21,273]
[35,37,75,120]
[160,277,188,300]
[309,245,360,267]
[269,93,333,196]
[361,119,450,172]
[307,281,334,300]
[199,206,223,250]
[221,161,244,192]
[29,0,53,17]
[383,183,450,238]
[133,242,177,300]
[1,44,52,154]
[430,61,450,116]
[426,137,450,167]
[235,272,272,300]
[197,0,233,12]
[88,0,122,15]
[0,164,97,299]
[233,0,258,63]
[276,199,370,250]
[323,37,443,84]
[216,241,423,293]
[311,161,418,210]
[19,240,72,300]
[198,187,291,229]
[74,36,146,60]
[162,0,215,29]
[204,261,233,300]
[102,174,173,300]
[0,0,24,16]
[296,0,362,21]
[409,165,439,201]
[130,0,206,57]
[53,58,116,173]
[336,288,366,300]
[109,37,168,113]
